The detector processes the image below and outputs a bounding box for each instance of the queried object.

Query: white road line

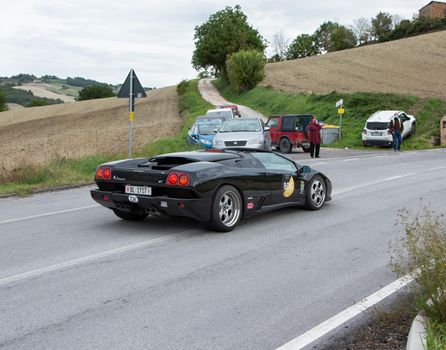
[275,274,414,350]
[333,172,417,196]
[0,204,100,225]
[385,173,416,181]
[0,232,188,287]
[341,158,361,162]
[429,166,446,171]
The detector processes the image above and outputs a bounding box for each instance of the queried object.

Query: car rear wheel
[305,175,326,210]
[302,145,311,153]
[279,138,292,153]
[208,185,242,232]
[113,209,148,221]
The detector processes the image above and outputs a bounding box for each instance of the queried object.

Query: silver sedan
[212,117,271,150]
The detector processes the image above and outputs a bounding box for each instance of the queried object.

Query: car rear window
[366,122,389,130]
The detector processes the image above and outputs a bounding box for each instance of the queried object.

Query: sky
[0,0,429,88]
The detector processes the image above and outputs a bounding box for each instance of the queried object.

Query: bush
[76,84,115,101]
[0,88,7,112]
[390,204,446,323]
[27,99,49,107]
[226,50,266,93]
[176,79,189,96]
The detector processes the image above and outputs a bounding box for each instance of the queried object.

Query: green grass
[213,79,446,150]
[0,80,211,196]
[426,319,446,350]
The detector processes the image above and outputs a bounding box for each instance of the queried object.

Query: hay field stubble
[0,86,181,181]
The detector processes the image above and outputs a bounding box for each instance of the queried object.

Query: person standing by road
[308,115,322,158]
[389,113,404,152]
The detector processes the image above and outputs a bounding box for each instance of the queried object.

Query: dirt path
[198,79,267,122]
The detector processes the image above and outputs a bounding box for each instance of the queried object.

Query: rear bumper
[363,139,392,146]
[91,189,212,222]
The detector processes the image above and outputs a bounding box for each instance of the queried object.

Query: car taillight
[96,166,112,180]
[166,172,190,186]
[362,129,367,135]
[167,173,178,185]
[179,174,189,186]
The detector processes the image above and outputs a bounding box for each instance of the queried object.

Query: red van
[266,114,313,153]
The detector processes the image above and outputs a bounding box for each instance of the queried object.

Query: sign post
[336,99,344,140]
[117,69,147,158]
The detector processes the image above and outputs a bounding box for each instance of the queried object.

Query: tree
[76,85,115,101]
[330,26,357,51]
[313,21,339,52]
[286,34,320,59]
[270,30,290,61]
[352,17,372,45]
[0,88,7,112]
[226,50,266,92]
[371,12,394,41]
[192,5,266,80]
[314,21,356,52]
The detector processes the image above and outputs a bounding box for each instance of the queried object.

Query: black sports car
[90,149,332,232]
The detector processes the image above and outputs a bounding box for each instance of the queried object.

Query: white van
[205,108,235,122]
[362,110,416,146]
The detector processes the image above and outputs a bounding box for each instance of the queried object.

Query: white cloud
[0,0,428,87]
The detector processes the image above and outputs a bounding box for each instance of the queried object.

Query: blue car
[187,122,222,149]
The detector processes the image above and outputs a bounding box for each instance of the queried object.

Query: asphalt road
[1,147,445,349]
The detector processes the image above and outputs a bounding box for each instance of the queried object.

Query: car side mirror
[300,165,311,174]
[214,128,218,133]
[264,126,270,132]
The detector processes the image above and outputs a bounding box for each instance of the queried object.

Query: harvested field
[13,83,76,102]
[263,31,446,100]
[0,86,181,181]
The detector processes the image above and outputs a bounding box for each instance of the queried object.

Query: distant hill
[0,75,118,107]
[263,30,446,100]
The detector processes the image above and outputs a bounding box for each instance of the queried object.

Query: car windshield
[197,116,223,123]
[198,124,220,135]
[219,119,261,132]
[206,110,233,119]
[366,122,390,130]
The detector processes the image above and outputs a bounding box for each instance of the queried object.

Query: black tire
[302,145,311,153]
[304,175,327,210]
[113,209,148,221]
[279,138,292,153]
[208,185,242,232]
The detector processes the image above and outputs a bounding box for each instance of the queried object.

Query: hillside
[13,83,76,102]
[0,86,181,181]
[263,31,446,100]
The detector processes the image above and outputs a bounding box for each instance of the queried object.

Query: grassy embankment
[213,80,446,150]
[0,80,210,196]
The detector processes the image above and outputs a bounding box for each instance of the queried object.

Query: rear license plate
[301,142,310,147]
[125,185,152,196]
[371,132,381,136]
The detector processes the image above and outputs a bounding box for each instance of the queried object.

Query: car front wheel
[208,185,242,232]
[113,209,148,221]
[305,175,326,210]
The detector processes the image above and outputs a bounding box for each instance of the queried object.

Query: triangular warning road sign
[117,69,147,98]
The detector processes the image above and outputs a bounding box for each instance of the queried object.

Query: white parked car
[205,108,235,122]
[213,117,272,150]
[362,110,416,147]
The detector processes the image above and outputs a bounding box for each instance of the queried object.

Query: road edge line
[275,274,414,350]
